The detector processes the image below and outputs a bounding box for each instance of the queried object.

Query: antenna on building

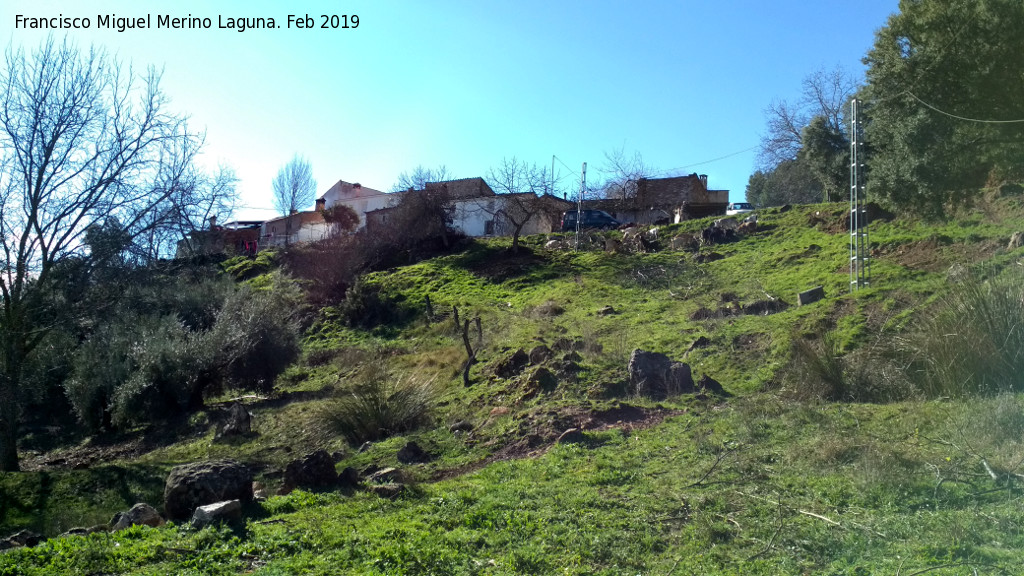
[849,97,870,291]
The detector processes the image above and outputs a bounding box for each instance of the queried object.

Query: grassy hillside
[4,198,1024,575]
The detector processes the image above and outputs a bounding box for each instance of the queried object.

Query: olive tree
[0,38,223,470]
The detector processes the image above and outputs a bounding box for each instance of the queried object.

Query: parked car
[560,209,621,231]
[726,202,754,215]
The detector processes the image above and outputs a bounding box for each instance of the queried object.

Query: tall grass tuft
[787,331,847,401]
[902,273,1024,397]
[324,361,437,444]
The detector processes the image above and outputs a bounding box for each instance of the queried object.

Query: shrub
[206,274,303,393]
[337,278,411,329]
[901,273,1024,397]
[324,361,437,444]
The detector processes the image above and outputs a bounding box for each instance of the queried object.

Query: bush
[206,274,303,393]
[66,314,209,430]
[337,278,411,329]
[324,361,436,444]
[901,273,1024,397]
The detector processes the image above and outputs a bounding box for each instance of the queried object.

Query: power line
[652,145,758,177]
[907,92,1024,124]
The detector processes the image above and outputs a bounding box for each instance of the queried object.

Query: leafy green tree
[799,115,850,202]
[745,160,823,207]
[863,0,1024,213]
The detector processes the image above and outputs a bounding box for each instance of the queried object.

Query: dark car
[560,209,621,232]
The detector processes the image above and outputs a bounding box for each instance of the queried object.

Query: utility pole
[849,97,870,291]
[575,162,587,251]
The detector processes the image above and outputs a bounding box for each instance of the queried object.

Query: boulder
[688,336,712,351]
[283,449,338,490]
[215,402,252,440]
[396,441,430,464]
[628,350,694,399]
[191,500,242,529]
[597,305,617,316]
[338,466,362,487]
[527,367,558,392]
[112,503,165,531]
[163,460,253,521]
[495,349,529,378]
[528,345,553,365]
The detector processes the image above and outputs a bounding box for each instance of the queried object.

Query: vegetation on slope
[5,196,1024,574]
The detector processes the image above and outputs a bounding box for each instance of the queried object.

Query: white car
[726,202,754,216]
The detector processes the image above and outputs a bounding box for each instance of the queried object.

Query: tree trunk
[0,380,20,471]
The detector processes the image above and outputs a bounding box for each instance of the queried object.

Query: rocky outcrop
[163,460,253,521]
[215,402,252,440]
[628,350,694,399]
[396,441,430,465]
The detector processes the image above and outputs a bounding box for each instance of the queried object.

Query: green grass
[6,200,1024,574]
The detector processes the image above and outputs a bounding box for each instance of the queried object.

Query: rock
[489,406,510,417]
[338,466,362,487]
[367,467,403,484]
[369,483,404,499]
[496,348,529,378]
[61,528,91,538]
[797,286,825,306]
[358,441,373,453]
[556,428,585,445]
[528,345,553,365]
[215,402,251,440]
[694,252,725,264]
[697,374,729,396]
[628,350,694,399]
[688,336,712,351]
[252,481,268,501]
[689,307,719,321]
[191,500,242,529]
[163,459,253,522]
[562,351,583,363]
[448,421,474,433]
[527,367,558,392]
[0,530,41,550]
[283,449,338,490]
[597,305,617,316]
[742,299,788,316]
[397,441,430,464]
[1009,232,1024,250]
[779,204,792,213]
[112,503,165,531]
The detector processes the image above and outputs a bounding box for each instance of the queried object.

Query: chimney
[290,208,298,215]
[316,197,326,211]
[699,174,708,189]
[208,215,217,230]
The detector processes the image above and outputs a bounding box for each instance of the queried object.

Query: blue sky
[1,1,898,220]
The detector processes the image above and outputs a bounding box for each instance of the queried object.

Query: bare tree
[272,155,316,247]
[390,165,451,193]
[272,155,316,216]
[597,147,650,201]
[757,66,859,170]
[485,158,552,252]
[0,39,221,471]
